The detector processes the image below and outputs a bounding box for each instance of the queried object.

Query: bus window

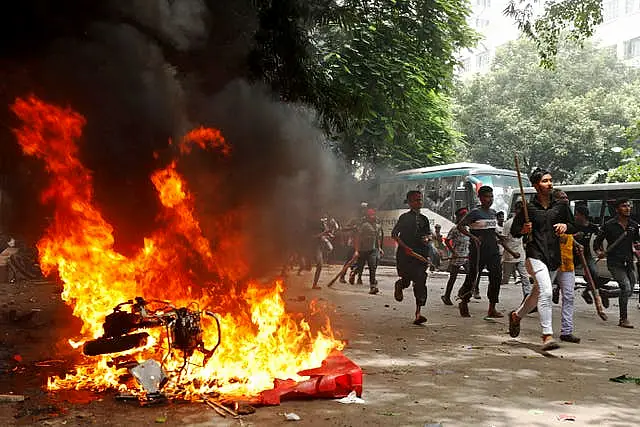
[471,174,520,216]
[378,182,405,210]
[438,176,457,220]
[454,180,468,211]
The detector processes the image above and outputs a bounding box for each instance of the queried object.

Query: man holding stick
[508,167,576,351]
[594,198,640,328]
[456,186,503,318]
[391,190,431,325]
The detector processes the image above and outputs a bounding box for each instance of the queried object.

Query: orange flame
[11,96,342,397]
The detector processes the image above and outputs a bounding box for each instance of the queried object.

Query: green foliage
[607,122,640,182]
[454,39,640,183]
[504,0,603,68]
[250,0,478,175]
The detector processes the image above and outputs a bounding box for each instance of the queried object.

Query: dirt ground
[1,265,640,427]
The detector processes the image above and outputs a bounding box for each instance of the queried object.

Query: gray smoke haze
[0,0,361,275]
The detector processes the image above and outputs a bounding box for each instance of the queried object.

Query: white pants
[516,258,557,336]
[556,271,575,336]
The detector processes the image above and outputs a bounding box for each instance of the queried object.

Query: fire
[11,96,342,397]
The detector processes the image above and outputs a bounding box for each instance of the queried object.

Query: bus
[509,182,640,281]
[373,163,529,263]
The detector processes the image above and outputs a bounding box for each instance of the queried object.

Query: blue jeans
[608,262,636,321]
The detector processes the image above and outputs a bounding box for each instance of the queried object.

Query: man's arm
[510,208,526,238]
[563,204,578,235]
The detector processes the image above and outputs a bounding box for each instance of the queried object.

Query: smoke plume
[0,0,357,276]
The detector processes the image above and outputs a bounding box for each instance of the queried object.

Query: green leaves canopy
[250,0,477,176]
[454,38,640,183]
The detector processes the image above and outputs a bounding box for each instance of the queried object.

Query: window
[626,0,640,13]
[476,52,490,70]
[475,18,490,28]
[476,0,491,6]
[624,37,640,59]
[603,0,620,21]
[461,58,471,71]
[602,44,618,57]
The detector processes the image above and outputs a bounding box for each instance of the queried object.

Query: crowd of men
[294,166,640,352]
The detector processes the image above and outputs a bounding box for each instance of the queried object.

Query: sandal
[508,310,520,338]
[541,337,560,351]
[413,315,427,325]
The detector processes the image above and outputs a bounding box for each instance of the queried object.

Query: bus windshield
[470,174,521,216]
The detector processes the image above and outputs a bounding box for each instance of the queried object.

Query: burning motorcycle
[83,297,221,372]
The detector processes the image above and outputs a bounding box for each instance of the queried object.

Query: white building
[458,0,523,76]
[594,0,640,66]
[458,0,640,78]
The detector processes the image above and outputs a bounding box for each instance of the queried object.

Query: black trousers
[354,249,378,285]
[397,260,428,307]
[458,250,502,304]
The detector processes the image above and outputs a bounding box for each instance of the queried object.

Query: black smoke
[0,0,359,276]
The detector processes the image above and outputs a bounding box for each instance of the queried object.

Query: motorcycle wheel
[83,332,149,356]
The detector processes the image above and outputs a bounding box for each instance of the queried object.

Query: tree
[250,0,478,175]
[607,121,640,182]
[454,38,640,183]
[504,0,603,68]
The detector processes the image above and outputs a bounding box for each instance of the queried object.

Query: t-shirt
[358,221,381,251]
[574,222,599,259]
[391,211,431,259]
[446,228,469,266]
[501,217,525,263]
[461,207,499,255]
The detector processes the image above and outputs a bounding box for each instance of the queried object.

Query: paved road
[3,266,640,426]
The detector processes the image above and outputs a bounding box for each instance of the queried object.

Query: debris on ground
[609,374,640,384]
[336,390,365,404]
[0,394,25,402]
[284,412,300,421]
[129,359,168,394]
[558,413,576,421]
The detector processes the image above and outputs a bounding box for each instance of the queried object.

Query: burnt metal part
[83,332,149,356]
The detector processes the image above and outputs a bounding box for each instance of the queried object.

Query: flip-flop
[413,315,427,325]
[541,339,560,351]
[311,286,322,290]
[508,310,520,338]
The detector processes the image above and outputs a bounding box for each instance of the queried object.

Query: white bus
[372,163,529,262]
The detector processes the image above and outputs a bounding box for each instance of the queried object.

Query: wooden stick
[514,154,529,223]
[575,242,607,321]
[203,399,227,417]
[605,230,628,254]
[203,396,238,417]
[327,251,359,287]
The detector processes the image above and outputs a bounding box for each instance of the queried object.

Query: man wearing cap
[594,198,640,328]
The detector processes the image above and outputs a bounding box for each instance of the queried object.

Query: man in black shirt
[508,168,576,351]
[594,198,640,328]
[391,190,431,325]
[456,186,503,318]
[573,206,613,308]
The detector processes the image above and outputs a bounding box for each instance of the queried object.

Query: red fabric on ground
[257,351,362,405]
